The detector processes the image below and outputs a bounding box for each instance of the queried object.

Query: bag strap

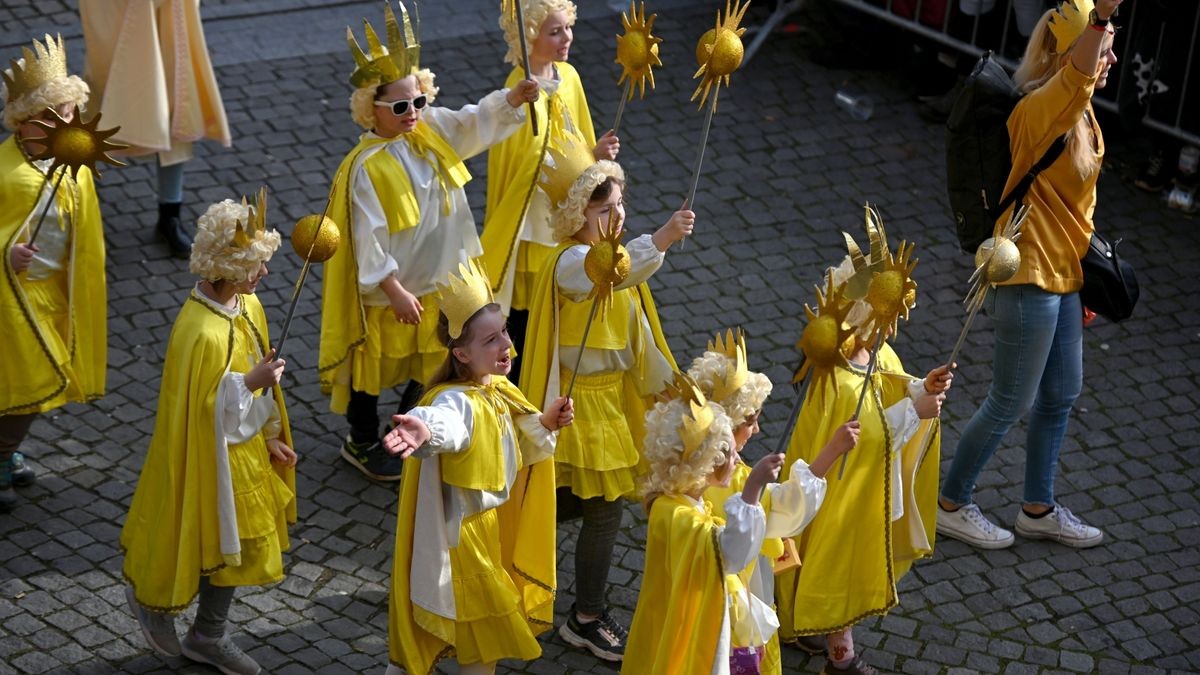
[994,133,1068,218]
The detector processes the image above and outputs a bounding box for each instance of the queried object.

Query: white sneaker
[936,503,1015,549]
[1015,504,1104,548]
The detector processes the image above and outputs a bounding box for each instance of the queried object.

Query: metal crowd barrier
[744,0,1200,147]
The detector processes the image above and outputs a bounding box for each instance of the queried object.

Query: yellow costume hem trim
[120,565,227,616]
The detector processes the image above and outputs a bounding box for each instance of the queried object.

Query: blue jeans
[941,285,1083,506]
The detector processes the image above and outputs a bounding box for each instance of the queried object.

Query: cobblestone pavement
[1,1,1198,674]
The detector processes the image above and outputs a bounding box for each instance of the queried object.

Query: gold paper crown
[706,328,750,403]
[437,260,495,340]
[3,34,69,104]
[347,1,421,88]
[843,204,917,341]
[231,187,270,250]
[1048,0,1094,54]
[539,130,597,206]
[666,371,717,461]
[842,204,891,301]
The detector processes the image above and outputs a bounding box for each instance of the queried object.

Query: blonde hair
[641,399,734,508]
[348,68,440,130]
[1013,9,1102,179]
[551,161,625,242]
[500,0,578,68]
[1,71,89,131]
[686,351,773,427]
[189,199,281,282]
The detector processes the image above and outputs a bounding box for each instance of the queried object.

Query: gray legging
[574,497,624,616]
[194,577,236,638]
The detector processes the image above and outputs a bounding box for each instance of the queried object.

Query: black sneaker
[558,606,627,662]
[340,437,403,482]
[1134,149,1173,193]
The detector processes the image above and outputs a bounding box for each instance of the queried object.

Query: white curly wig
[1,67,89,131]
[550,160,625,242]
[348,68,439,130]
[687,352,773,428]
[500,0,577,68]
[641,398,735,506]
[189,199,281,282]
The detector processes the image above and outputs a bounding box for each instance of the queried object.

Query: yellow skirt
[210,434,294,587]
[21,274,81,405]
[510,241,555,312]
[353,292,445,393]
[412,508,542,665]
[554,370,643,501]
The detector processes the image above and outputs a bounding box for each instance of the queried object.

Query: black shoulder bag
[1080,232,1139,322]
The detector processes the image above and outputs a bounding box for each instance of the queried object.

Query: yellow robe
[121,291,296,613]
[775,344,939,638]
[317,127,470,414]
[480,63,596,311]
[388,377,557,673]
[706,462,784,675]
[80,0,231,163]
[518,242,676,500]
[0,136,106,415]
[624,495,729,675]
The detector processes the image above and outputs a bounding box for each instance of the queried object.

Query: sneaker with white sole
[1015,504,1103,548]
[936,503,1015,549]
[125,586,181,657]
[558,605,626,662]
[181,628,261,675]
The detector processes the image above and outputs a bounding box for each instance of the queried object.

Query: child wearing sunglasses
[319,2,539,482]
[480,0,618,382]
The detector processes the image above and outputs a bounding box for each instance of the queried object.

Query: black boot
[397,380,425,415]
[157,202,192,259]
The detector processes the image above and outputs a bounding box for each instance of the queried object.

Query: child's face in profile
[452,308,513,382]
[732,411,761,451]
[709,431,739,488]
[232,261,269,295]
[577,183,625,244]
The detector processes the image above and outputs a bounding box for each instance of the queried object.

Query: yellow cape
[0,136,106,415]
[480,63,596,300]
[623,495,728,674]
[388,376,557,673]
[775,343,939,638]
[121,291,296,612]
[317,127,469,413]
[517,240,676,417]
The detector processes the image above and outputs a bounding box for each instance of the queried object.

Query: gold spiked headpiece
[2,34,69,104]
[842,204,918,342]
[666,371,717,462]
[691,0,749,110]
[437,260,495,340]
[539,130,597,207]
[347,1,421,88]
[1048,0,1095,54]
[706,328,749,403]
[231,187,271,250]
[616,2,663,101]
[794,270,854,402]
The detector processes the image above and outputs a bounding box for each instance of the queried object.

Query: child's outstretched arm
[650,205,694,251]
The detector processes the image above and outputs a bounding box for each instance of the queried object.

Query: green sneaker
[7,452,35,487]
[340,436,403,482]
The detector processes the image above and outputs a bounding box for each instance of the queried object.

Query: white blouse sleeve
[407,390,474,458]
[423,89,526,160]
[514,413,557,466]
[217,373,278,444]
[351,164,401,292]
[884,381,924,451]
[764,460,828,538]
[718,494,767,574]
[555,234,665,303]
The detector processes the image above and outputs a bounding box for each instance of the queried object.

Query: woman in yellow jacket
[937,0,1122,551]
[482,0,619,378]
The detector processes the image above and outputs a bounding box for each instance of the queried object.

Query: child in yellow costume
[0,34,106,513]
[519,132,691,660]
[319,1,539,481]
[482,0,620,372]
[380,260,573,675]
[774,226,954,675]
[694,330,858,675]
[624,374,839,674]
[121,191,297,675]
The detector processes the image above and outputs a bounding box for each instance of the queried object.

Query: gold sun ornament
[794,270,854,401]
[615,1,663,101]
[966,204,1027,315]
[583,209,631,320]
[863,239,918,342]
[691,0,750,110]
[291,214,341,263]
[28,106,127,178]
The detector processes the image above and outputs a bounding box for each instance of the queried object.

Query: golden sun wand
[612,1,663,137]
[502,0,539,136]
[23,106,126,246]
[564,211,630,401]
[274,171,344,360]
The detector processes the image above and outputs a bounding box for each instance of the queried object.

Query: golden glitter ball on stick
[291,214,341,263]
[974,236,1021,283]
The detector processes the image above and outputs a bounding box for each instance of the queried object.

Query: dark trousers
[193,577,236,638]
[0,414,37,458]
[506,309,530,386]
[345,381,425,444]
[558,487,624,616]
